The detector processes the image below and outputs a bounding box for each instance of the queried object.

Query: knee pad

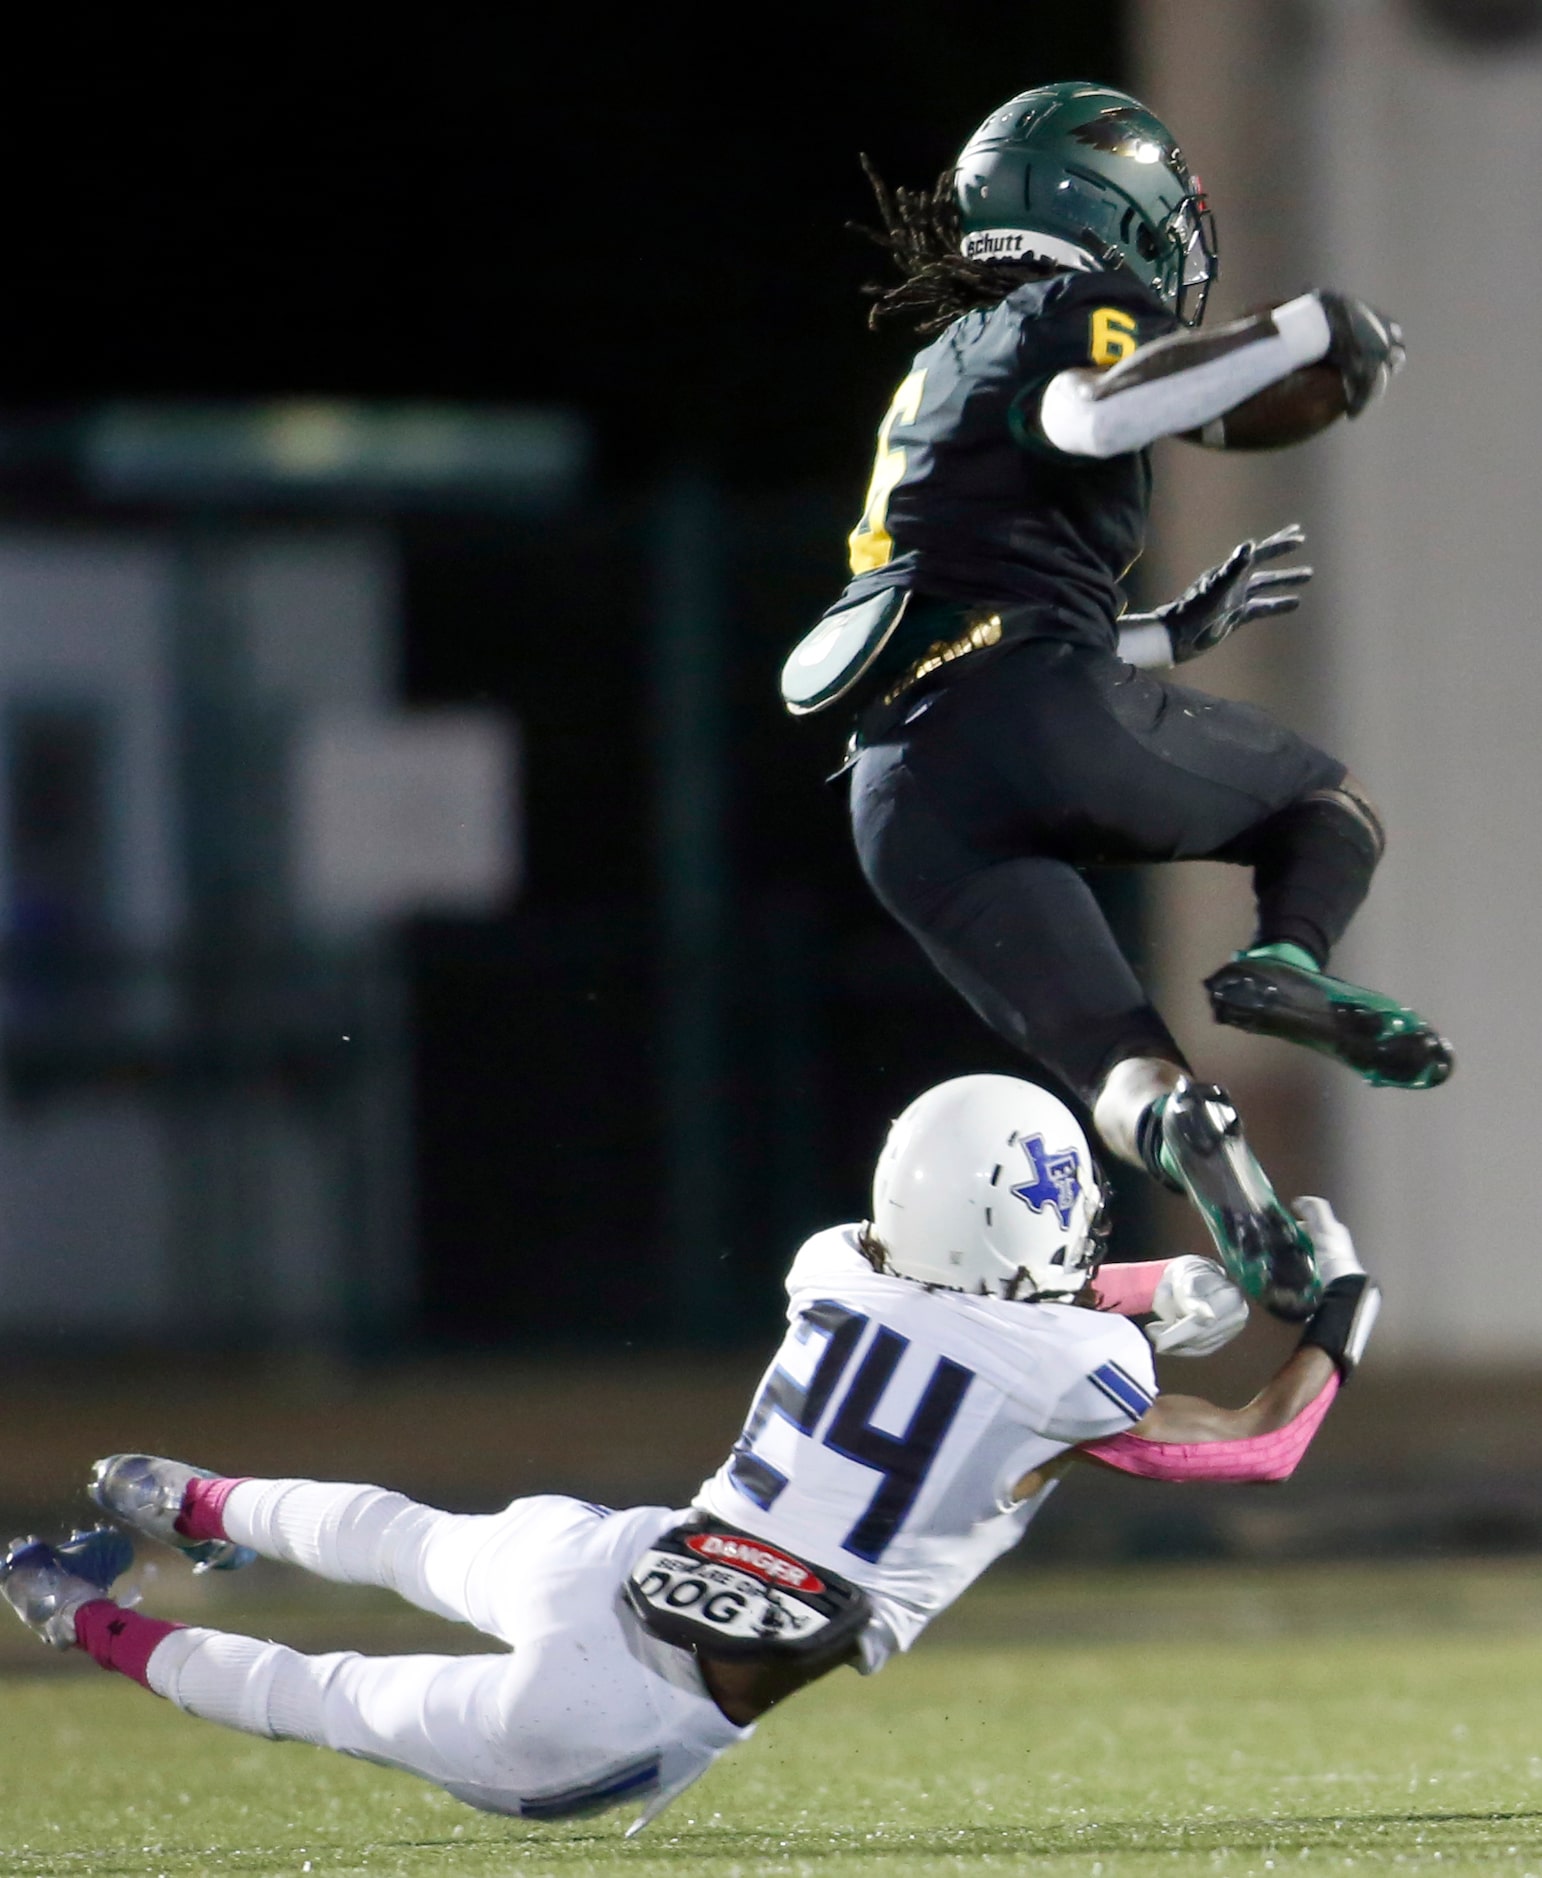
[1247,783,1384,963]
[1252,786,1384,879]
[1303,782,1386,864]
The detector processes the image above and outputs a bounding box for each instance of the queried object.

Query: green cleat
[1205,955,1453,1090]
[1156,1080,1322,1321]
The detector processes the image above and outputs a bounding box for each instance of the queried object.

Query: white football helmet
[870,1074,1106,1302]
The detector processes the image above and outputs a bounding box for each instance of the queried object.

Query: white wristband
[1118,621,1174,670]
[1272,293,1334,369]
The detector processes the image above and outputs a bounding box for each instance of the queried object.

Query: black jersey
[839,270,1175,650]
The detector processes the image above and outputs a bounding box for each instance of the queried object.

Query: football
[1213,360,1348,449]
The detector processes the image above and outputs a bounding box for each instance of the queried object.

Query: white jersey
[694,1225,1156,1671]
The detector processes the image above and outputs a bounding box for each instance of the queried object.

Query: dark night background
[8,8,1135,1348]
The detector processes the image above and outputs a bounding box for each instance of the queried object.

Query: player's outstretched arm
[1119,523,1312,670]
[1121,1341,1337,1448]
[1038,292,1404,460]
[1078,1197,1379,1483]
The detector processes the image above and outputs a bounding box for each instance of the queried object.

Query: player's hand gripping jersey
[844,272,1175,644]
[695,1223,1156,1671]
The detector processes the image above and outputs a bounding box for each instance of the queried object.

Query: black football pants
[849,639,1347,1105]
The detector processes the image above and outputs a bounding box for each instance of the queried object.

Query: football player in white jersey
[2,1075,1378,1835]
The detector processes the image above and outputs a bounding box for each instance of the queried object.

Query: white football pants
[143,1483,748,1824]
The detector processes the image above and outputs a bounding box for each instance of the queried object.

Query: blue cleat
[90,1454,256,1574]
[1,1527,134,1648]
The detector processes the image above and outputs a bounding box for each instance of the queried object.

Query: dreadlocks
[854,156,1059,335]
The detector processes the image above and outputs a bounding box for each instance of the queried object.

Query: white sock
[146,1626,335,1742]
[1091,1057,1184,1167]
[223,1479,440,1590]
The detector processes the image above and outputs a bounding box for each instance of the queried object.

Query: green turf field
[3,1562,1542,1877]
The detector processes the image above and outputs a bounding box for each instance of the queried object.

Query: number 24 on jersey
[728,1299,973,1563]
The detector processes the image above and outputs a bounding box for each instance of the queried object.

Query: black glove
[1134,523,1312,664]
[1319,291,1406,418]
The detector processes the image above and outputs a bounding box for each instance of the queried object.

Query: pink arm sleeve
[1080,1372,1339,1482]
[1091,1259,1171,1317]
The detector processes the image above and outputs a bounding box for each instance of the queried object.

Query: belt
[840,599,1032,764]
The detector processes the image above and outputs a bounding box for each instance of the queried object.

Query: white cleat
[90,1454,255,1573]
[1,1528,134,1648]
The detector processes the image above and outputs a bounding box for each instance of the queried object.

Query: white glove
[1146,1255,1250,1356]
[1293,1196,1364,1285]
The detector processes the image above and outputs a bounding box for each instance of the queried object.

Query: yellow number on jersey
[1090,307,1140,368]
[847,370,926,575]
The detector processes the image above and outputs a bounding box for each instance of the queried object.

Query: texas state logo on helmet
[1011,1133,1085,1232]
[952,80,1219,326]
[870,1074,1105,1302]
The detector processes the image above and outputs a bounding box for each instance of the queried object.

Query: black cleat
[1206,956,1453,1090]
[1160,1080,1322,1322]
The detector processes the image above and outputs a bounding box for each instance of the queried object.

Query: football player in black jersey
[781,81,1451,1321]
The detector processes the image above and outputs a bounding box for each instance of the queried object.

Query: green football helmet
[954,81,1218,326]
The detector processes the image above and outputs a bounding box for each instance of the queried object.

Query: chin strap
[1080,1371,1339,1482]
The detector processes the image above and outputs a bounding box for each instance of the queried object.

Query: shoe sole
[1163,1082,1321,1321]
[1207,961,1454,1089]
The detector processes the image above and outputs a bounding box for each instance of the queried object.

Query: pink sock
[175,1476,248,1545]
[74,1600,183,1687]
